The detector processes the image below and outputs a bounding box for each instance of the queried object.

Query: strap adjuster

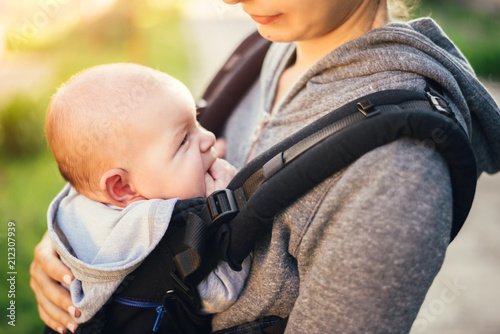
[206,189,239,224]
[425,91,452,114]
[357,99,380,117]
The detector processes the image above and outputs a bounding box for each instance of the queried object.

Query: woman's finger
[30,259,77,315]
[38,303,67,334]
[31,270,78,333]
[33,232,74,284]
[30,232,80,332]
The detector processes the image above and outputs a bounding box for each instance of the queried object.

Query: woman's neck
[270,0,390,112]
[294,0,389,73]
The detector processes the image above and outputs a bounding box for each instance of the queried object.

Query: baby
[45,63,250,328]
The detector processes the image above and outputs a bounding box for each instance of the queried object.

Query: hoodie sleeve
[197,256,252,314]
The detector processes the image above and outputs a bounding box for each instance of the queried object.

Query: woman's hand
[30,232,79,333]
[205,158,238,197]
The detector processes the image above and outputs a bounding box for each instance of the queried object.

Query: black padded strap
[197,31,272,137]
[173,212,208,279]
[219,89,476,270]
[235,98,433,200]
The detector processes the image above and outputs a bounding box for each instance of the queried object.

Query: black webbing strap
[172,212,208,279]
[169,87,476,334]
[237,98,433,201]
[212,88,477,270]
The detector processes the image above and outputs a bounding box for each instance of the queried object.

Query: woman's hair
[388,0,419,21]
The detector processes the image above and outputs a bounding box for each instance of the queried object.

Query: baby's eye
[180,134,188,147]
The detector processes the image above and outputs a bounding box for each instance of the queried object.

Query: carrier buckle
[357,99,380,117]
[425,91,452,114]
[206,189,239,224]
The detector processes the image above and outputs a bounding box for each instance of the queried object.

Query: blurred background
[0,0,499,333]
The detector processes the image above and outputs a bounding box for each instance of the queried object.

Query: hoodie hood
[261,18,500,175]
[47,184,178,322]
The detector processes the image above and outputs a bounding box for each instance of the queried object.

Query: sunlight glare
[80,0,117,19]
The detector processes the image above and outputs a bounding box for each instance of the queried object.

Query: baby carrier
[47,31,477,334]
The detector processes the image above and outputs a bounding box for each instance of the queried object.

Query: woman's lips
[249,13,283,25]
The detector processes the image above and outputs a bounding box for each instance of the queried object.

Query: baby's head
[46,63,217,207]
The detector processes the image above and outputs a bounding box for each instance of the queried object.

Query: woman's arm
[30,232,79,333]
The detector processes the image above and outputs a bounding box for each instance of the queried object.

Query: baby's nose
[200,129,216,152]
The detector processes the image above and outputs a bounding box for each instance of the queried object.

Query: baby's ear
[100,169,145,207]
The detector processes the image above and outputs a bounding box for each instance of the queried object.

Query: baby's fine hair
[45,63,181,194]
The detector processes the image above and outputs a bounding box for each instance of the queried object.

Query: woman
[31,0,500,333]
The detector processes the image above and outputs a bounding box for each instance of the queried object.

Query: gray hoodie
[216,18,500,333]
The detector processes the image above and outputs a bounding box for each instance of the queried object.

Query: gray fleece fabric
[217,18,500,333]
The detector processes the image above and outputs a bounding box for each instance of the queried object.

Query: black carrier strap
[194,31,477,274]
[209,86,478,271]
[197,31,272,137]
[196,84,478,334]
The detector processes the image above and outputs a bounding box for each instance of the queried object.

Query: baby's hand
[205,158,238,197]
[214,138,227,158]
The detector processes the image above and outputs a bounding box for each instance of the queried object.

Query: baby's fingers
[214,138,227,158]
[209,159,238,187]
[205,172,216,197]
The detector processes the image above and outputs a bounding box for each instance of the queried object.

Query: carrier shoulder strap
[197,31,271,137]
[196,86,478,272]
[171,82,479,332]
[188,31,477,276]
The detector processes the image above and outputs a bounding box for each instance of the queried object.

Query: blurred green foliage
[0,96,46,158]
[414,0,500,80]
